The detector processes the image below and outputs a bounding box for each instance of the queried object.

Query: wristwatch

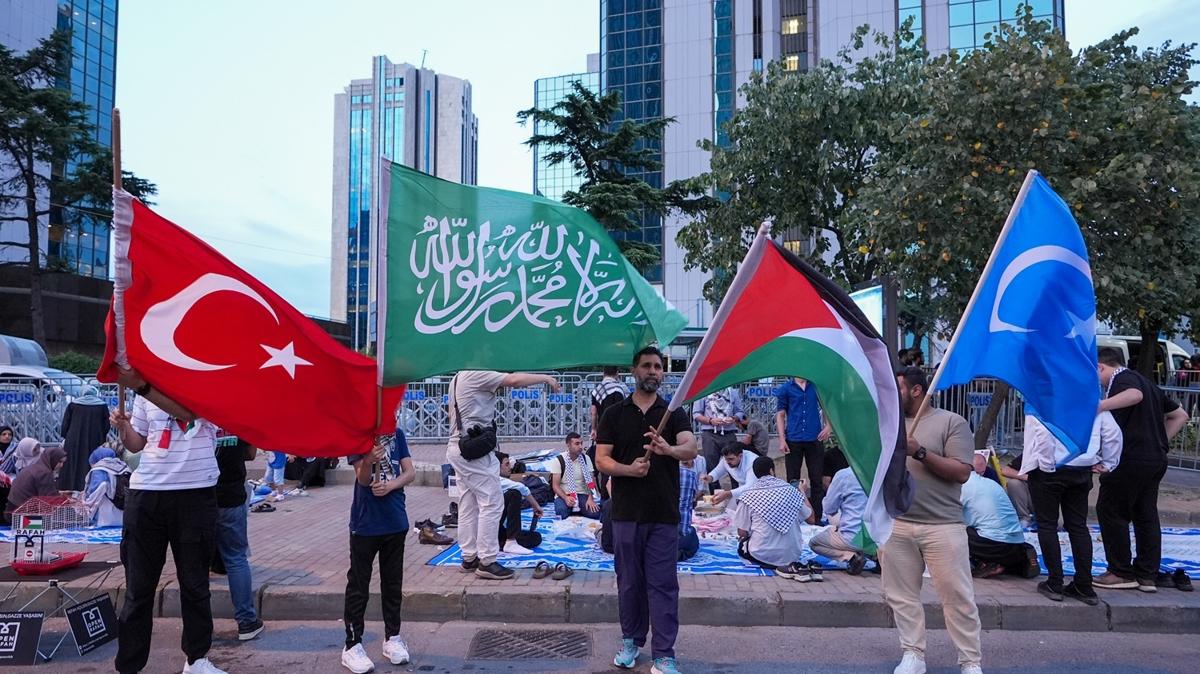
[913,446,928,462]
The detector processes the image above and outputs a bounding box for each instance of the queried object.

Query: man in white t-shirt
[447,370,559,581]
[110,367,226,674]
[550,432,600,520]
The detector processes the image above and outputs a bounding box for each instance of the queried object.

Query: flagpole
[646,220,772,456]
[909,169,1039,434]
[112,107,126,411]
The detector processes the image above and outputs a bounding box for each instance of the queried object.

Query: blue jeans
[554,494,601,520]
[215,502,258,628]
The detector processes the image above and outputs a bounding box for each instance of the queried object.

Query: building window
[784,55,801,71]
[897,0,924,45]
[782,17,803,35]
[948,0,1063,52]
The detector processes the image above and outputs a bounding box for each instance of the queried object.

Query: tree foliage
[518,82,712,272]
[0,31,156,346]
[676,26,926,303]
[852,12,1200,377]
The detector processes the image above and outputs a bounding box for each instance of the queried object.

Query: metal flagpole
[112,108,126,410]
[908,169,1039,434]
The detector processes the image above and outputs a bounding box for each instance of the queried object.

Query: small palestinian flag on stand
[669,224,911,553]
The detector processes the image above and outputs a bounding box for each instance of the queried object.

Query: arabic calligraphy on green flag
[377,160,687,385]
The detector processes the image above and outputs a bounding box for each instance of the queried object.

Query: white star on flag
[259,342,312,378]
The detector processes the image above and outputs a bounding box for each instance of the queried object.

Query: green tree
[0,31,156,346]
[853,11,1200,379]
[517,82,712,272]
[48,350,101,374]
[676,27,926,303]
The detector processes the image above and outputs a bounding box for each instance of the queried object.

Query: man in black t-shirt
[595,347,696,674]
[1095,347,1189,591]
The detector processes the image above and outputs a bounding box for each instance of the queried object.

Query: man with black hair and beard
[596,347,697,674]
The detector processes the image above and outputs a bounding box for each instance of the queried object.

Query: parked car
[1096,335,1191,384]
[0,365,87,404]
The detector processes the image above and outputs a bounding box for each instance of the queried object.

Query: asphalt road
[27,620,1195,673]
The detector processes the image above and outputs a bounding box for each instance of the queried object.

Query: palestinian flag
[670,225,911,552]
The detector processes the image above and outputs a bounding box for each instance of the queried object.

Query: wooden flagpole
[907,169,1039,435]
[112,108,126,410]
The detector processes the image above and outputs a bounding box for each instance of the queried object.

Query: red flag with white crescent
[98,188,403,457]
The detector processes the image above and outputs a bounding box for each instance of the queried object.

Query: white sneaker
[961,666,983,674]
[182,658,228,674]
[272,493,286,502]
[341,643,375,673]
[894,651,926,674]
[382,634,410,665]
[502,540,533,555]
[288,487,309,497]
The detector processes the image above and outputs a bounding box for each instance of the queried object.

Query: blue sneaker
[651,656,682,674]
[613,639,639,669]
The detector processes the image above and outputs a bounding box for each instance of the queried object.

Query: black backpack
[522,475,553,506]
[111,472,131,510]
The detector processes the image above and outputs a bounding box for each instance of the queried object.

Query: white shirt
[550,451,595,495]
[707,450,759,503]
[446,370,507,456]
[1021,413,1123,475]
[732,495,811,567]
[129,397,219,491]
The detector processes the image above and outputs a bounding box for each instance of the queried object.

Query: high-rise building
[330,57,478,349]
[532,54,600,201]
[0,0,118,279]
[600,0,1064,328]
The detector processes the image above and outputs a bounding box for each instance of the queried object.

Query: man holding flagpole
[596,346,696,674]
[885,367,981,674]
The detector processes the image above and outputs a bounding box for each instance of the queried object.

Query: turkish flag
[98,189,404,457]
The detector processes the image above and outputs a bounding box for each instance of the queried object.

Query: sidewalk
[4,454,1197,635]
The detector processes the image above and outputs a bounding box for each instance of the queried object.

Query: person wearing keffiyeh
[733,456,815,580]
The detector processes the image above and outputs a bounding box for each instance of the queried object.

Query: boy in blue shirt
[340,431,415,674]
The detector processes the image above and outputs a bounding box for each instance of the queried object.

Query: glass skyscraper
[947,0,1064,51]
[331,58,478,349]
[600,0,665,282]
[532,68,600,202]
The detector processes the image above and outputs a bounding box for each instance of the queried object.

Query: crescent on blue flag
[934,170,1099,462]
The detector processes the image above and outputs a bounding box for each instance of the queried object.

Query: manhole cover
[468,629,591,660]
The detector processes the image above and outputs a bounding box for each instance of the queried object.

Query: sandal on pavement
[551,563,574,581]
[533,561,553,579]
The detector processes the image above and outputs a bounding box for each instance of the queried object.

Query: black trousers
[116,488,217,673]
[1097,461,1166,581]
[344,530,407,648]
[785,440,825,521]
[1028,468,1093,590]
[498,488,522,548]
[966,526,1036,576]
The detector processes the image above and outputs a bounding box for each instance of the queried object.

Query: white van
[1096,335,1191,383]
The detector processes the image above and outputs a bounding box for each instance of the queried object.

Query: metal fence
[3,373,1196,471]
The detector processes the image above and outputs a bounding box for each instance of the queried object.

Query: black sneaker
[1173,569,1194,592]
[475,561,515,580]
[442,512,459,528]
[847,553,867,576]
[1063,582,1099,606]
[807,562,823,583]
[1155,571,1175,588]
[1022,545,1042,579]
[775,562,808,581]
[1037,581,1064,602]
[238,619,265,641]
[460,557,479,574]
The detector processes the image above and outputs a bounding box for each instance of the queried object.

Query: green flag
[377,160,687,385]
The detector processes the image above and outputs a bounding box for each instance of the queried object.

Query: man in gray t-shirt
[883,367,981,674]
[447,370,559,581]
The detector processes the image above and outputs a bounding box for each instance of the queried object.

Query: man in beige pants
[883,367,982,674]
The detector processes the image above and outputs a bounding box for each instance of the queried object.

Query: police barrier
[1,374,1195,470]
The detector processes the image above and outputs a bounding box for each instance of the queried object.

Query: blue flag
[936,172,1098,461]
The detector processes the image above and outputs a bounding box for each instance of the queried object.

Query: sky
[114,0,1199,320]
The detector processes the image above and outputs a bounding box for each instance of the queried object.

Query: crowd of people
[0,340,1195,674]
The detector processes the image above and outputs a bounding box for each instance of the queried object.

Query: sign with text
[66,595,118,655]
[0,611,43,666]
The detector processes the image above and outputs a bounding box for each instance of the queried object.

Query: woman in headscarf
[5,446,67,523]
[84,446,130,527]
[0,426,13,457]
[1,437,42,478]
[0,426,13,509]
